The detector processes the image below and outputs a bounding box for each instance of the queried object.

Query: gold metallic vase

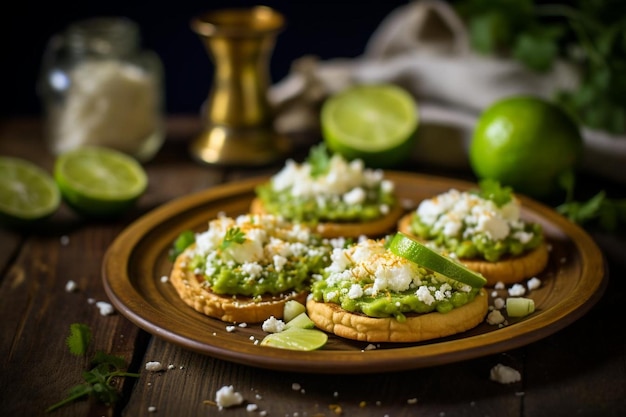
[190,6,290,166]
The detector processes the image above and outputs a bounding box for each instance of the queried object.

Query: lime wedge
[54,147,147,218]
[0,156,61,227]
[321,84,418,168]
[283,300,306,322]
[260,327,328,351]
[284,312,315,330]
[389,232,487,288]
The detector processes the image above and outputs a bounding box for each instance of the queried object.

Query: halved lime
[54,147,148,218]
[260,327,328,351]
[389,232,487,288]
[321,83,419,168]
[0,156,61,227]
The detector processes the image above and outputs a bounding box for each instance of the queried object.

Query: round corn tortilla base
[169,247,308,323]
[250,197,405,238]
[398,213,549,286]
[306,289,488,343]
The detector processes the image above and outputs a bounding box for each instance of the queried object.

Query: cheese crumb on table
[490,364,522,384]
[65,280,78,292]
[215,385,244,409]
[145,361,164,372]
[96,301,115,316]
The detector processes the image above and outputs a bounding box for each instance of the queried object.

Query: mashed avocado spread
[310,239,479,321]
[256,144,396,223]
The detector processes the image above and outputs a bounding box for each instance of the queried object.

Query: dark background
[2,0,414,118]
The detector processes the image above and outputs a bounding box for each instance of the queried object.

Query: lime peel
[389,232,487,288]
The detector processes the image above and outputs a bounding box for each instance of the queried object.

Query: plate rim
[102,172,607,374]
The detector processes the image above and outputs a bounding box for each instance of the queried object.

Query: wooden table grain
[1,117,625,417]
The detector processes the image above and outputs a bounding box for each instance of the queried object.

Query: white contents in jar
[51,60,160,157]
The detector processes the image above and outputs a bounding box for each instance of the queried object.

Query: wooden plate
[102,172,607,374]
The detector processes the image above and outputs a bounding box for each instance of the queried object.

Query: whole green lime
[469,96,583,199]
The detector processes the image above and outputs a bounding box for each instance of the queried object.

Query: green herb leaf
[66,323,92,356]
[168,230,195,261]
[558,191,626,232]
[477,179,513,207]
[308,143,331,178]
[513,26,563,72]
[47,326,139,413]
[220,227,246,250]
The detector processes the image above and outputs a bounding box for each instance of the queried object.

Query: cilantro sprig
[47,324,139,413]
[220,227,246,250]
[477,178,514,207]
[168,230,196,261]
[307,143,331,178]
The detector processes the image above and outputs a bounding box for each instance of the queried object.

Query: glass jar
[38,17,165,162]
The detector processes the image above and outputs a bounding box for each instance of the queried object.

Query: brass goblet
[190,6,291,166]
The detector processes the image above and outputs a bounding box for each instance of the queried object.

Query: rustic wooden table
[1,117,625,417]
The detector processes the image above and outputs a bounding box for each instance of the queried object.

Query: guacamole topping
[410,188,543,262]
[310,239,479,322]
[188,214,338,298]
[255,145,396,223]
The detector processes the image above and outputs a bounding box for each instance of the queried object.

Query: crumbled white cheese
[160,275,169,283]
[291,382,302,391]
[246,403,258,412]
[407,398,418,405]
[65,280,78,292]
[96,301,114,316]
[486,310,506,325]
[343,187,366,205]
[145,361,164,372]
[508,284,526,297]
[490,364,522,384]
[495,282,505,290]
[148,406,157,413]
[226,325,236,333]
[493,297,505,310]
[262,316,285,333]
[60,235,70,246]
[527,277,541,291]
[215,385,244,409]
